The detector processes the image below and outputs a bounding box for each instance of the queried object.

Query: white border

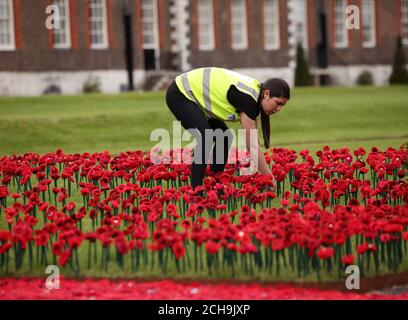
[0,70,146,96]
[169,0,191,71]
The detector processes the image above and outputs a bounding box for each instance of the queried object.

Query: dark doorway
[123,13,134,91]
[317,12,328,69]
[144,49,156,71]
[319,74,332,86]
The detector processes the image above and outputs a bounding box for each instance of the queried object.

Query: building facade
[0,0,407,96]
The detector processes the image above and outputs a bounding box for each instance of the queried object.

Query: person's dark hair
[259,78,291,149]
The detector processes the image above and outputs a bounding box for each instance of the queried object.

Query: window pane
[402,0,408,44]
[141,0,158,47]
[292,0,308,48]
[264,0,280,49]
[52,0,71,47]
[362,0,375,46]
[0,20,9,32]
[334,0,348,47]
[231,0,247,49]
[0,5,9,18]
[89,0,107,47]
[0,0,13,47]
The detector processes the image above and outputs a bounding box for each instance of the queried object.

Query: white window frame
[334,0,349,48]
[402,0,408,46]
[293,0,308,50]
[230,0,248,50]
[362,0,376,48]
[198,0,215,51]
[0,0,15,51]
[263,0,280,50]
[141,0,159,50]
[52,0,71,49]
[89,0,109,49]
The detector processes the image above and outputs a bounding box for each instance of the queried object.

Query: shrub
[83,76,101,93]
[294,43,313,87]
[43,84,62,95]
[356,71,374,86]
[389,37,408,85]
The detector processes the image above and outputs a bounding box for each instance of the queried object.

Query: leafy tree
[389,36,408,85]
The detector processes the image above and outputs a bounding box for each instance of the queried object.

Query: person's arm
[240,112,272,176]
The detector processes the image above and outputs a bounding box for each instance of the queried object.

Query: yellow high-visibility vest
[175,67,261,122]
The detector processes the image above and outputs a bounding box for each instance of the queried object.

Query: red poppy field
[1,145,407,299]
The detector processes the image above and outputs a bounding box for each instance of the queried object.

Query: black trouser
[165,81,233,189]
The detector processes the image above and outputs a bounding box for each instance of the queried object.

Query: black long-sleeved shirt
[226,85,261,120]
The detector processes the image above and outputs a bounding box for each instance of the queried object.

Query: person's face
[260,90,288,116]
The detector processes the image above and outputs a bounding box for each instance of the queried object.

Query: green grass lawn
[0,86,407,156]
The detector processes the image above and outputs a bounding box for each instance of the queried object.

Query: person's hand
[270,175,277,191]
[272,178,277,190]
[263,173,276,191]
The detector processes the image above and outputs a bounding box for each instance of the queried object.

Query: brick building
[0,0,407,95]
